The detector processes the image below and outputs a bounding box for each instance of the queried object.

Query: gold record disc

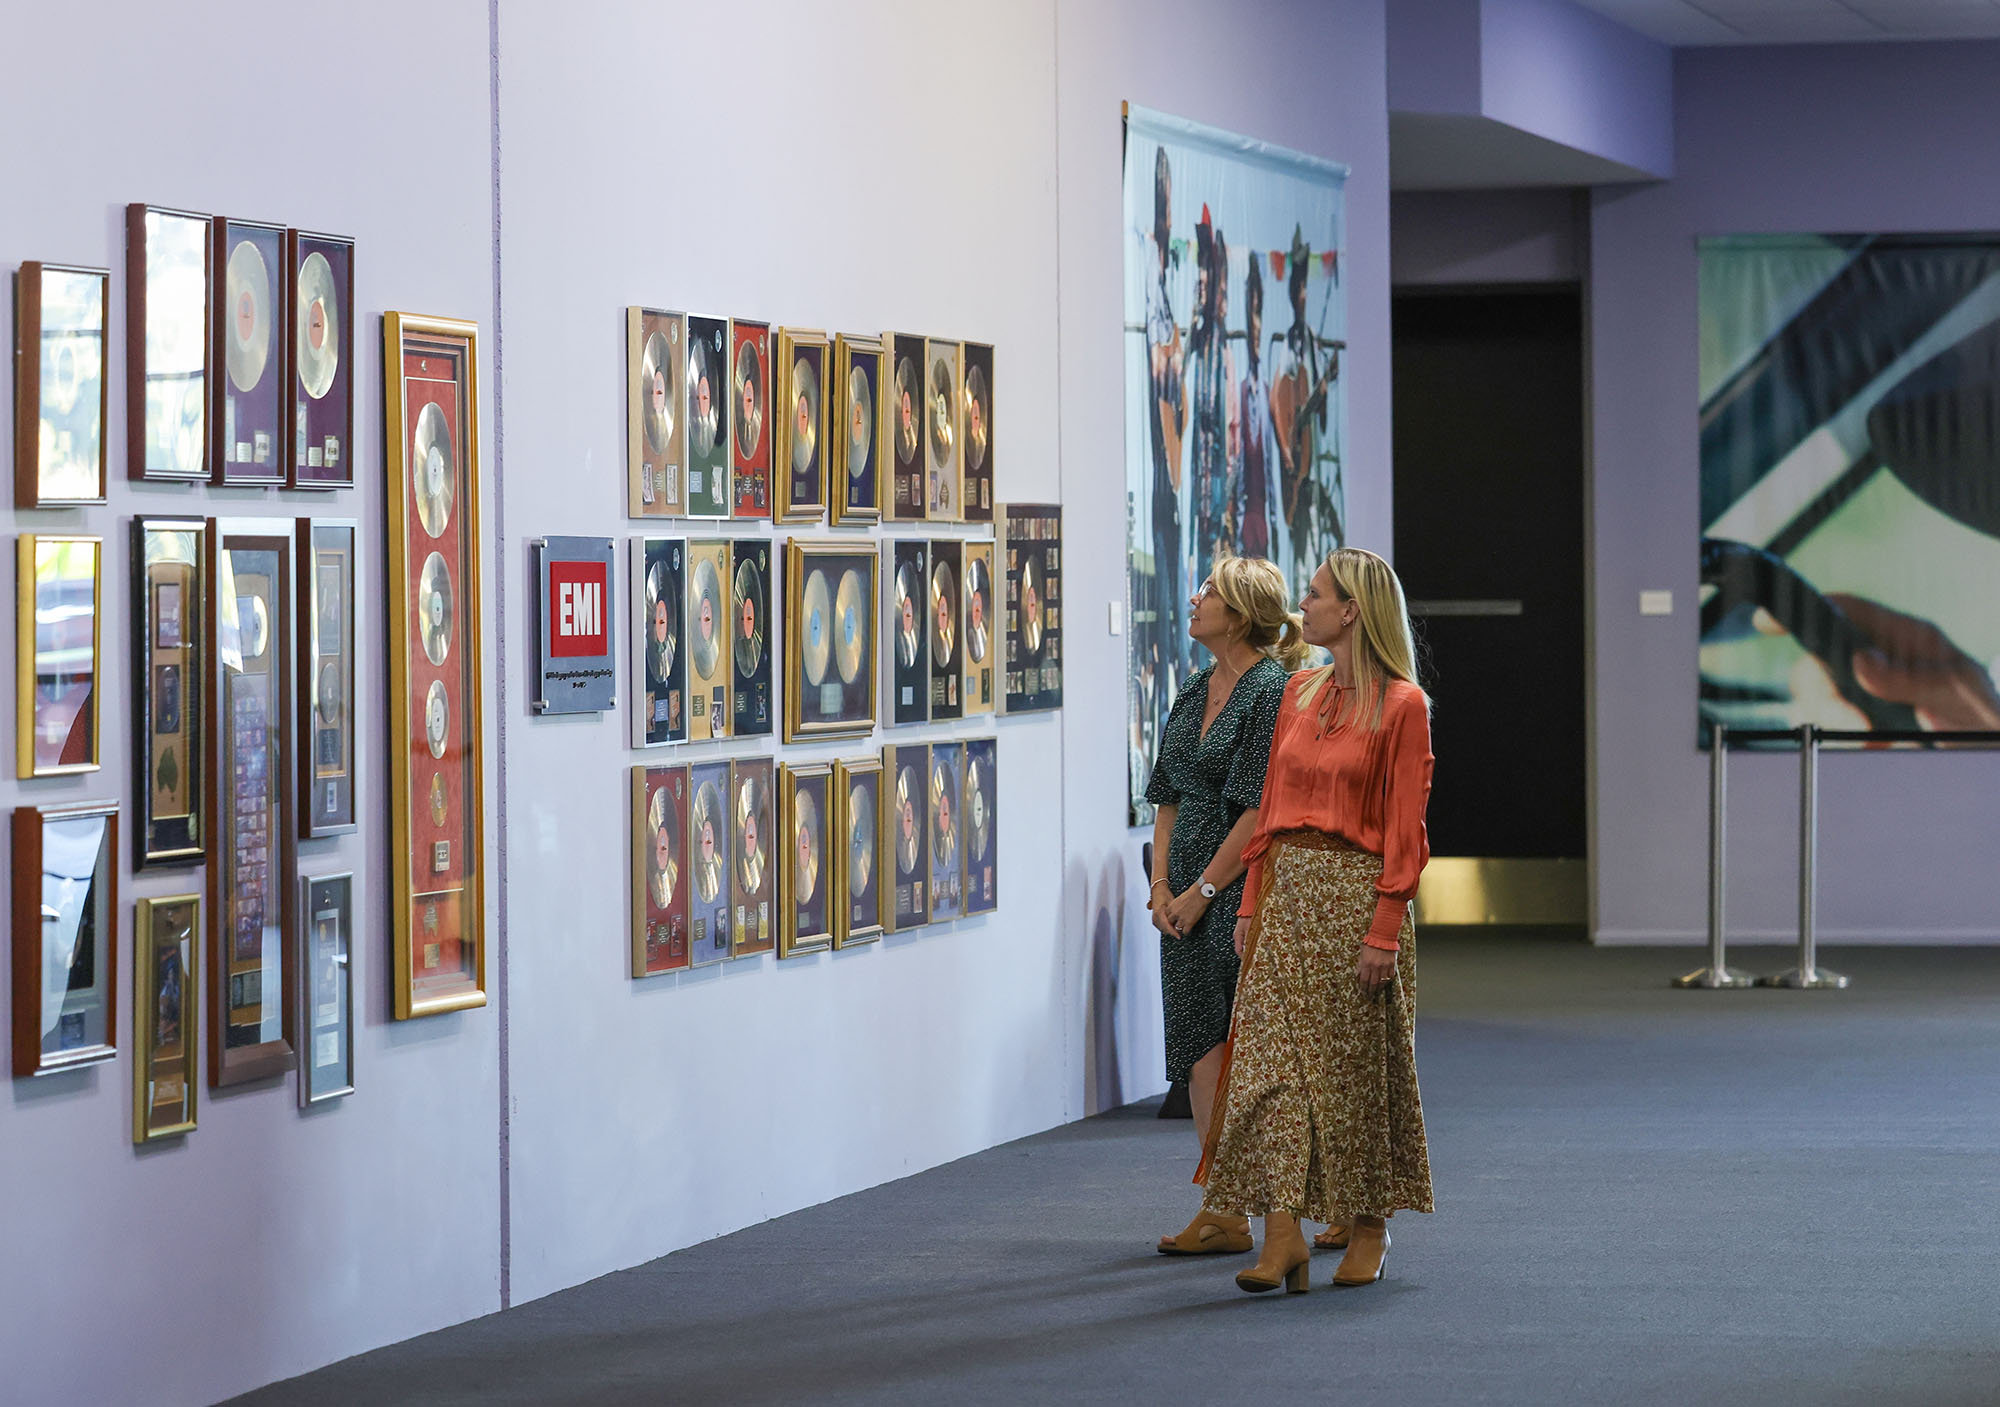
[800,568,832,687]
[930,558,957,663]
[967,756,990,862]
[846,365,873,478]
[418,551,455,666]
[893,355,920,466]
[734,336,764,458]
[963,363,990,473]
[848,781,874,896]
[424,680,450,760]
[691,779,725,903]
[648,785,680,910]
[687,334,721,457]
[689,556,723,681]
[930,755,958,871]
[790,354,820,476]
[895,763,921,876]
[834,568,866,685]
[641,330,676,455]
[736,773,768,896]
[1020,557,1044,656]
[296,251,340,401]
[645,560,677,684]
[317,661,341,726]
[733,556,766,679]
[794,787,820,906]
[927,356,956,464]
[895,560,923,669]
[965,556,990,664]
[224,238,272,393]
[413,402,455,538]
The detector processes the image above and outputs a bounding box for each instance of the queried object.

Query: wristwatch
[1198,880,1216,899]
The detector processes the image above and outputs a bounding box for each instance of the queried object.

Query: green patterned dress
[1145,657,1286,1083]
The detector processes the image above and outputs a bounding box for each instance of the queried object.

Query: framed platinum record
[532,536,616,714]
[631,536,688,747]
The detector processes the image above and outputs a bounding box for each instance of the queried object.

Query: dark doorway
[1391,286,1585,860]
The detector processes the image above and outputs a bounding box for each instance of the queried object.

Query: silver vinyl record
[927,355,956,464]
[734,335,764,458]
[965,556,990,665]
[790,354,820,475]
[316,661,341,726]
[225,237,272,393]
[967,754,991,862]
[412,402,455,538]
[930,755,958,874]
[892,354,921,466]
[847,782,874,897]
[687,335,721,457]
[296,251,340,401]
[845,364,873,478]
[834,568,866,685]
[641,330,676,454]
[234,591,271,663]
[645,560,677,684]
[895,763,921,877]
[419,552,454,666]
[963,363,990,474]
[930,558,957,664]
[689,555,723,681]
[424,680,450,760]
[895,560,923,670]
[690,779,725,903]
[800,568,833,687]
[794,787,820,907]
[733,556,765,679]
[1020,556,1044,657]
[648,784,680,910]
[736,772,769,896]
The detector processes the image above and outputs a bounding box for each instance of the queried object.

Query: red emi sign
[548,561,608,657]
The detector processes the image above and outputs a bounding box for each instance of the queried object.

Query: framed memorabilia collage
[134,520,205,864]
[133,893,198,1139]
[999,504,1062,713]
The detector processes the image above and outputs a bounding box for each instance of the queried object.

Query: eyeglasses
[1190,580,1217,606]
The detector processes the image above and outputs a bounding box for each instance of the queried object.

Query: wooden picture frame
[11,800,118,1077]
[286,229,357,489]
[207,517,298,1086]
[882,742,930,932]
[632,764,690,977]
[298,872,355,1105]
[210,217,289,486]
[773,327,828,524]
[626,307,686,518]
[134,893,199,1140]
[14,261,109,507]
[784,539,878,742]
[133,519,206,865]
[17,533,102,778]
[384,312,488,1019]
[729,755,775,958]
[831,334,882,526]
[298,518,358,835]
[778,763,833,958]
[832,756,884,947]
[126,204,213,484]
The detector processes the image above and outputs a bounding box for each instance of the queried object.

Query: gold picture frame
[729,755,775,958]
[383,312,488,1019]
[831,334,882,526]
[626,307,687,518]
[773,327,829,524]
[962,539,996,717]
[778,762,833,958]
[832,756,884,947]
[783,539,878,742]
[134,893,200,1141]
[685,538,732,741]
[16,534,102,778]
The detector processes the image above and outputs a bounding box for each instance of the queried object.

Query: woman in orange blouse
[1196,547,1435,1295]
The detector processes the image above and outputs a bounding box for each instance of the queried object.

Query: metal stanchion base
[1756,966,1850,989]
[1673,965,1758,989]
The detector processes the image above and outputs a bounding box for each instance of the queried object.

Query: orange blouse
[1236,672,1434,951]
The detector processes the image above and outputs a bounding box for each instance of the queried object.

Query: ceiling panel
[1569,0,2000,44]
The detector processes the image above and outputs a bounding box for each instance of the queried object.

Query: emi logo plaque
[533,535,616,714]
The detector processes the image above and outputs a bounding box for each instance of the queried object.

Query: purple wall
[1588,40,2000,943]
[1482,0,1672,177]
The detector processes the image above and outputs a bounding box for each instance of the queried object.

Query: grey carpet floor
[231,932,2000,1406]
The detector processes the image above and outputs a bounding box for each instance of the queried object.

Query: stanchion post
[1677,721,1755,989]
[1760,724,1849,989]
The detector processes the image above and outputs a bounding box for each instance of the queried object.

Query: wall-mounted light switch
[1108,602,1123,636]
[1639,590,1673,616]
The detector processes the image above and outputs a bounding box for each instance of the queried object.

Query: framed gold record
[831,334,882,525]
[832,755,884,947]
[784,540,878,742]
[211,217,288,486]
[961,340,995,521]
[773,327,828,523]
[778,762,833,958]
[684,538,732,740]
[962,539,996,716]
[881,332,928,520]
[626,307,687,518]
[927,739,965,922]
[384,312,487,1020]
[924,338,963,521]
[631,764,690,976]
[729,755,775,958]
[286,230,356,488]
[881,741,930,932]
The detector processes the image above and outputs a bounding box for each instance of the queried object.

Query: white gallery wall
[0,1,1392,1401]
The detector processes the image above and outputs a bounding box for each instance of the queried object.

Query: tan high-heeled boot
[1157,1210,1252,1255]
[1234,1211,1310,1294]
[1331,1214,1389,1286]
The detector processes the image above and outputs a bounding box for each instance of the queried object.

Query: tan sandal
[1313,1223,1350,1250]
[1157,1210,1253,1255]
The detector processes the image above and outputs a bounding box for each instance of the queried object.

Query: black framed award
[686,314,731,519]
[882,332,927,520]
[631,536,688,747]
[928,740,965,922]
[882,742,930,933]
[963,737,998,915]
[961,340,994,522]
[928,538,964,721]
[1000,503,1063,712]
[884,539,928,725]
[731,538,773,737]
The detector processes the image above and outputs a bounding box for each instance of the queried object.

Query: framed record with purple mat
[286,230,355,488]
[211,217,287,485]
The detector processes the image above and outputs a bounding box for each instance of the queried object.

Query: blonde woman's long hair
[1210,556,1310,672]
[1296,547,1424,730]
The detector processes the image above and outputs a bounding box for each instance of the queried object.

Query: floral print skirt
[1199,832,1434,1222]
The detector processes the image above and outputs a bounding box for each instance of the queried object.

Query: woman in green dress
[1147,555,1307,1255]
